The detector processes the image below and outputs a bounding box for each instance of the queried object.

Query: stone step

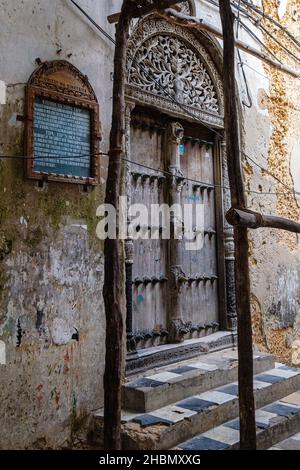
[175,388,300,450]
[126,331,237,376]
[123,350,274,412]
[269,431,300,450]
[90,363,300,450]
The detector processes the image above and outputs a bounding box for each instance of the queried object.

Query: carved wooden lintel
[126,15,224,127]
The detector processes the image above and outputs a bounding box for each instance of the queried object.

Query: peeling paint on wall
[0,0,113,449]
[0,80,6,104]
[262,0,300,252]
[251,293,268,351]
[245,0,300,366]
[268,269,300,327]
[277,0,288,20]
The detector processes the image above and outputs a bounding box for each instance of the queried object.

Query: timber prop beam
[226,207,300,233]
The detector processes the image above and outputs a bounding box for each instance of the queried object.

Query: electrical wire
[70,0,223,138]
[238,60,270,80]
[2,1,296,201]
[239,59,300,114]
[70,0,300,134]
[231,0,300,65]
[235,0,252,108]
[253,18,300,65]
[67,0,300,198]
[206,0,300,66]
[240,0,300,51]
[205,0,282,63]
[70,0,114,43]
[244,153,300,196]
[1,150,300,199]
[0,151,218,189]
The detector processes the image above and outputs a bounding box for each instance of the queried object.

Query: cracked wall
[1,0,300,450]
[0,0,120,449]
[241,0,300,365]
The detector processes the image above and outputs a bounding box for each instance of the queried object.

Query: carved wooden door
[129,110,221,350]
[177,124,219,339]
[130,111,169,349]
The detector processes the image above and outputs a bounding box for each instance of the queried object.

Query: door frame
[124,102,229,353]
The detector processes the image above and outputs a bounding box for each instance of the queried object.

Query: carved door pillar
[221,139,237,329]
[124,101,137,354]
[166,122,186,343]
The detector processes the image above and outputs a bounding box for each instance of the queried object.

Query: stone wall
[239,0,300,366]
[1,0,300,449]
[0,0,121,449]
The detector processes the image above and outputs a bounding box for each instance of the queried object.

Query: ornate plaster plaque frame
[25,60,100,185]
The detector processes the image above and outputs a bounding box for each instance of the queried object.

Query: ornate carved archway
[126,14,224,128]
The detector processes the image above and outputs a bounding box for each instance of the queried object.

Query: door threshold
[126,330,237,376]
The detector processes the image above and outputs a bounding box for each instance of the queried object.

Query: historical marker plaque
[25,60,100,184]
[33,97,91,178]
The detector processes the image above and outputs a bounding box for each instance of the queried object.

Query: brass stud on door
[132,171,142,180]
[142,173,150,182]
[143,276,151,286]
[158,176,166,185]
[133,277,143,287]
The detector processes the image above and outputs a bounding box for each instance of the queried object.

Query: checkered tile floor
[120,363,300,433]
[269,432,300,450]
[177,394,300,450]
[92,357,300,450]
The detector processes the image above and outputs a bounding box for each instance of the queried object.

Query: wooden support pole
[160,8,300,79]
[219,1,256,450]
[103,0,132,450]
[103,0,187,450]
[227,207,300,233]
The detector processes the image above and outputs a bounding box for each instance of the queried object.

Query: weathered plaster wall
[0,0,124,449]
[194,0,300,366]
[194,1,300,363]
[1,0,300,449]
[237,0,300,365]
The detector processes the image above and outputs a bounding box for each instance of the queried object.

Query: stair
[175,392,300,450]
[123,349,273,413]
[89,349,300,450]
[269,431,300,450]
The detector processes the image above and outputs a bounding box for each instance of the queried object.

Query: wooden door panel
[179,136,219,334]
[130,118,168,341]
[129,113,221,349]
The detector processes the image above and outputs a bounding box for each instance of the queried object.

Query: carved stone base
[225,258,237,329]
[228,314,237,330]
[126,330,238,376]
[168,319,188,343]
[126,333,137,355]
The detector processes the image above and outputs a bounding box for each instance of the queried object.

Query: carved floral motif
[128,34,219,113]
[127,17,223,125]
[179,1,192,15]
